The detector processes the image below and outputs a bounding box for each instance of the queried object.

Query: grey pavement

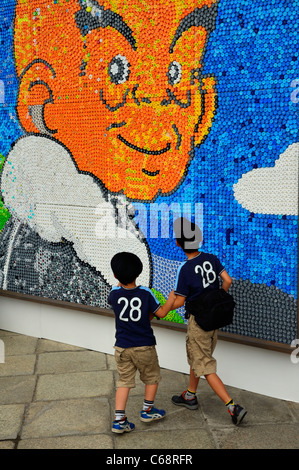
[0,329,299,450]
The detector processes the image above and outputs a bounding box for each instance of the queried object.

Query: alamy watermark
[290,339,299,364]
[95,199,203,249]
[0,80,4,104]
[0,339,4,364]
[290,79,299,104]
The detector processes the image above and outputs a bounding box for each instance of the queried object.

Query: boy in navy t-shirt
[171,218,247,425]
[108,252,176,434]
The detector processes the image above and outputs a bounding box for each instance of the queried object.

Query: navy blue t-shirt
[175,252,225,302]
[108,286,161,348]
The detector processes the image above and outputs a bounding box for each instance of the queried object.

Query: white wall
[1,295,298,403]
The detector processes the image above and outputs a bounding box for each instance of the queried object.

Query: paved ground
[0,329,299,450]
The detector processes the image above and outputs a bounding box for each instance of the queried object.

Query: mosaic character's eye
[108,54,130,84]
[167,61,182,86]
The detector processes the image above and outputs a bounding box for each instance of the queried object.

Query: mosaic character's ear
[16,61,58,135]
[193,75,217,147]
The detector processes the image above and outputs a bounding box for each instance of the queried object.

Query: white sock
[184,389,196,400]
[115,410,126,421]
[143,399,154,411]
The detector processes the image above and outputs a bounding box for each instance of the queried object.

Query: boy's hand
[168,290,176,306]
[153,290,177,319]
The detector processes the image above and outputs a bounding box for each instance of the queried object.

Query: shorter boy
[108,251,176,433]
[170,218,247,425]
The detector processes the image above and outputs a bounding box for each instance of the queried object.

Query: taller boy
[171,218,247,425]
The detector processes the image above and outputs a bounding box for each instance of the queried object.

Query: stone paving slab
[235,390,295,425]
[21,398,110,439]
[213,423,299,449]
[1,335,38,356]
[0,355,36,377]
[0,404,25,440]
[35,371,114,401]
[114,428,216,450]
[287,401,299,421]
[0,376,36,405]
[36,338,85,353]
[106,353,117,370]
[0,440,15,449]
[36,350,107,375]
[17,434,114,449]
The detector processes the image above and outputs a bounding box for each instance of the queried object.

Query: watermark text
[290,79,299,104]
[290,339,299,364]
[95,200,203,247]
[0,80,4,104]
[0,339,4,363]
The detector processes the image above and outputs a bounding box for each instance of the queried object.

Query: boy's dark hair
[173,217,203,253]
[111,252,143,285]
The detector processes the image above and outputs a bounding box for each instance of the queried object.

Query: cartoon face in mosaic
[15,0,217,201]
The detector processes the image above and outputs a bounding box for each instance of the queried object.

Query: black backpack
[185,288,235,331]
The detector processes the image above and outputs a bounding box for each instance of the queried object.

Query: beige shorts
[114,345,161,388]
[186,315,218,378]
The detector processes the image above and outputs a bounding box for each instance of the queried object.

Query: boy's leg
[171,366,199,409]
[188,366,200,393]
[113,387,133,431]
[172,316,210,409]
[138,347,165,423]
[140,382,166,422]
[205,373,247,425]
[143,383,163,413]
[112,348,135,433]
[115,386,131,410]
[113,387,135,433]
[144,383,159,402]
[204,373,231,404]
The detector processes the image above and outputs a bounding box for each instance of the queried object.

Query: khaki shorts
[114,345,161,389]
[186,315,218,378]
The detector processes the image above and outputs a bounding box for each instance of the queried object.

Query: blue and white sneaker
[112,418,135,434]
[140,407,166,423]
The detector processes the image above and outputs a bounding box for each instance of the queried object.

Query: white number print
[195,261,217,288]
[118,297,142,322]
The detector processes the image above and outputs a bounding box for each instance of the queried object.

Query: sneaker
[140,406,166,422]
[112,417,135,434]
[228,404,247,425]
[171,391,198,410]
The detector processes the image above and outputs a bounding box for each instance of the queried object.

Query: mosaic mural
[0,0,298,344]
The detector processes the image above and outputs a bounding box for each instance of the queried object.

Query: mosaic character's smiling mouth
[142,168,160,177]
[117,134,171,156]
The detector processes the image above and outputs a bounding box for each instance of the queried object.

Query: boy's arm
[149,312,155,321]
[172,294,186,310]
[220,270,232,292]
[154,290,177,319]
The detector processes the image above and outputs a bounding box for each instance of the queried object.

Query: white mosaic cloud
[233,143,299,215]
